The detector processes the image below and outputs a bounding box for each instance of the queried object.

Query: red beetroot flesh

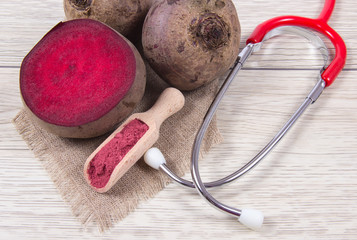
[20,19,136,127]
[88,118,149,188]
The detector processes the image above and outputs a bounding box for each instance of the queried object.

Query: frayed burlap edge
[13,79,223,232]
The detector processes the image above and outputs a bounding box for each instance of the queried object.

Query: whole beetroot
[142,0,241,91]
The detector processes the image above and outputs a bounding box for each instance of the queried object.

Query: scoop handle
[146,88,185,126]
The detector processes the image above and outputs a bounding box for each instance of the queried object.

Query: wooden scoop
[84,87,185,193]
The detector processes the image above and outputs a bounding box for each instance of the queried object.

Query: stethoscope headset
[144,0,346,230]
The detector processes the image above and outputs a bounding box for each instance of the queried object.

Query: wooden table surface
[1,0,356,239]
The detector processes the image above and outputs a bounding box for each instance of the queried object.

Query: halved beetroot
[20,19,146,138]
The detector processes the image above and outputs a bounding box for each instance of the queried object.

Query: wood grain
[1,0,356,239]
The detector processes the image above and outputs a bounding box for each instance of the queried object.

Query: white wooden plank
[0,0,356,239]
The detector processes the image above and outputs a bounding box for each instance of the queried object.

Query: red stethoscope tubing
[246,0,346,87]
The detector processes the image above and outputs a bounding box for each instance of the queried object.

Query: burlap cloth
[13,63,223,231]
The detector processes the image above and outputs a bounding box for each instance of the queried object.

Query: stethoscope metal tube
[189,34,326,229]
[190,73,326,227]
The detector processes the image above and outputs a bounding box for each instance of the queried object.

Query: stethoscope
[144,0,346,230]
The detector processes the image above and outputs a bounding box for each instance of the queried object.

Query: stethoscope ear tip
[144,147,166,170]
[238,208,264,231]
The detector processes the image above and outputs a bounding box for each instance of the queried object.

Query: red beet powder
[88,118,149,188]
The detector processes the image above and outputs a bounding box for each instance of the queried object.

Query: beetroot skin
[20,19,146,138]
[63,0,155,40]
